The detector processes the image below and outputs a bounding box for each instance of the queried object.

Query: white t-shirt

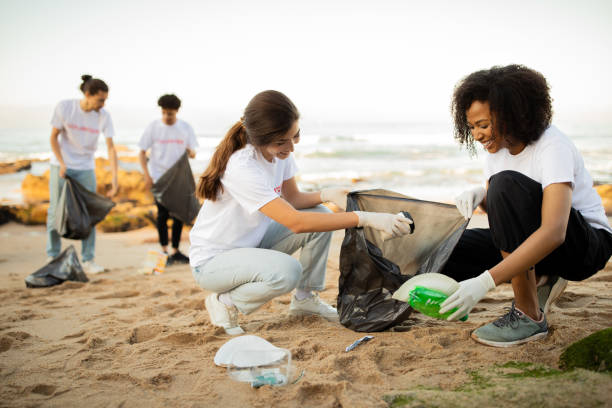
[50,99,115,170]
[138,119,198,182]
[485,125,612,233]
[189,144,298,267]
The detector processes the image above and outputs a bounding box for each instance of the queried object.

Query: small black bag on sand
[151,151,201,225]
[338,189,469,332]
[25,245,88,288]
[54,176,115,240]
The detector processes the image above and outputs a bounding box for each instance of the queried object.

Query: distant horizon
[1,103,611,135]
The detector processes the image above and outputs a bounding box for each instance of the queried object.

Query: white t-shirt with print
[189,144,298,267]
[484,125,612,233]
[50,99,115,170]
[138,119,198,182]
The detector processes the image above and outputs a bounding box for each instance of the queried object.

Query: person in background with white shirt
[439,65,612,347]
[190,90,414,335]
[47,74,119,275]
[139,94,197,265]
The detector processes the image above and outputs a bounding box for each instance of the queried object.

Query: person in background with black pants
[139,94,198,264]
[440,65,612,347]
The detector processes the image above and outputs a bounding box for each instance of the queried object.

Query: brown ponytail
[196,90,300,201]
[197,121,247,200]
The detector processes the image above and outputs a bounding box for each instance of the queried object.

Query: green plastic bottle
[409,286,468,321]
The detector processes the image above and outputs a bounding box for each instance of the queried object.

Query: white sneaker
[289,293,339,322]
[83,260,106,274]
[205,293,244,336]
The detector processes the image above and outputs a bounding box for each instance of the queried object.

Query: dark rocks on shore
[0,160,32,175]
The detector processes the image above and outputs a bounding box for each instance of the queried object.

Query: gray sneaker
[537,275,567,314]
[471,303,548,347]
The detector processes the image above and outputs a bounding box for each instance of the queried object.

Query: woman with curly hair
[439,65,612,347]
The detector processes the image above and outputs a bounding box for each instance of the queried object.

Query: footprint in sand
[95,290,140,300]
[29,384,56,396]
[0,336,13,352]
[128,325,166,344]
[149,373,173,387]
[555,293,593,309]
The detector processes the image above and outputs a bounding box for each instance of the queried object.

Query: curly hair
[157,94,181,110]
[450,64,553,155]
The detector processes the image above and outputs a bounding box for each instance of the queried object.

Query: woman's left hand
[320,187,351,211]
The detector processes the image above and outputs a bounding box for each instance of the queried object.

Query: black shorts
[442,171,612,282]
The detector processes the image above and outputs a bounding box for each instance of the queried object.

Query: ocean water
[1,122,610,205]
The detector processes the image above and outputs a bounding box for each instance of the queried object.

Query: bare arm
[479,181,489,213]
[281,177,323,210]
[259,197,358,233]
[105,138,119,197]
[139,150,153,189]
[50,127,67,177]
[488,182,572,285]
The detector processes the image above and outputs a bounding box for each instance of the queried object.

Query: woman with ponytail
[46,74,119,275]
[190,90,413,335]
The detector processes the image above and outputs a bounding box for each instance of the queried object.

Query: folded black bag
[25,245,89,288]
[54,175,115,240]
[338,189,469,332]
[151,151,201,225]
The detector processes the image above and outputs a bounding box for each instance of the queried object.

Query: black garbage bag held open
[25,245,88,288]
[338,189,469,332]
[151,151,201,225]
[54,175,115,240]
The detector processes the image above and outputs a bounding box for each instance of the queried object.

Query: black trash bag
[54,175,115,240]
[338,189,469,332]
[151,151,201,224]
[25,245,88,288]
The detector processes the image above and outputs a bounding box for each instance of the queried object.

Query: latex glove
[439,270,496,321]
[354,211,414,241]
[320,187,351,211]
[454,186,486,220]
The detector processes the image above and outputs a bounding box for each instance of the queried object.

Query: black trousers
[155,201,184,249]
[442,171,612,282]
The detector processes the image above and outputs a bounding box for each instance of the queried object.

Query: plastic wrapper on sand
[151,151,201,225]
[338,189,469,332]
[25,245,88,288]
[54,175,115,240]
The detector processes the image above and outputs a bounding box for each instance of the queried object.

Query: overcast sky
[1,0,611,129]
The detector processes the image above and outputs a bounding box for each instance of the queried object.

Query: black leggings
[442,171,612,282]
[156,201,184,249]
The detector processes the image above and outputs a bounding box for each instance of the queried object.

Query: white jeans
[192,205,333,314]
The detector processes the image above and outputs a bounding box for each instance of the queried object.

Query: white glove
[320,187,351,211]
[454,186,486,220]
[439,270,496,321]
[354,211,414,241]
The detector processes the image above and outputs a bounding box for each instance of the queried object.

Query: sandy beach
[1,215,611,407]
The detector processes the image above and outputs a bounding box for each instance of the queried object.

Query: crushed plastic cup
[227,348,292,387]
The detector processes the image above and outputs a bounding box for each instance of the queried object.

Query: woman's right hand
[59,164,67,178]
[354,211,414,240]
